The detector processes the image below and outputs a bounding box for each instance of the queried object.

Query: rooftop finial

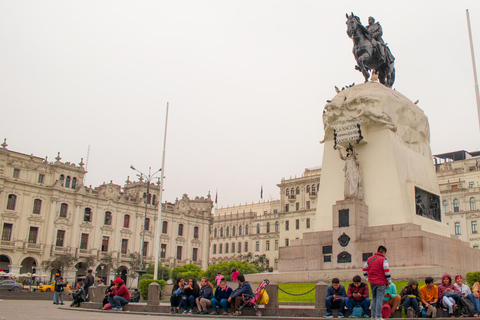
[1,138,7,149]
[55,152,61,161]
[126,176,131,184]
[79,158,85,167]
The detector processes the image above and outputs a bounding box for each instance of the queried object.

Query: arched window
[214,228,217,238]
[275,221,279,232]
[71,177,77,189]
[104,211,112,225]
[145,218,150,231]
[194,226,199,239]
[266,222,270,233]
[443,200,448,213]
[471,197,476,211]
[33,199,42,214]
[65,176,71,188]
[84,208,92,222]
[232,226,236,236]
[226,227,229,237]
[7,194,17,210]
[453,199,460,212]
[60,174,65,182]
[286,189,289,196]
[123,215,130,228]
[152,195,156,205]
[290,188,294,195]
[296,187,300,195]
[60,203,68,218]
[220,227,223,237]
[178,224,184,236]
[312,184,316,192]
[147,193,152,205]
[306,185,310,193]
[162,221,168,234]
[245,225,249,235]
[256,224,260,234]
[239,226,242,236]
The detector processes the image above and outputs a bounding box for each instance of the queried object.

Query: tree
[42,255,76,278]
[144,261,171,281]
[238,253,268,271]
[127,253,142,287]
[99,252,116,277]
[171,263,204,282]
[204,260,261,283]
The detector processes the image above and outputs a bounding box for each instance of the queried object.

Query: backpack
[406,306,417,318]
[382,302,392,318]
[458,296,475,317]
[257,289,269,305]
[421,308,428,318]
[351,305,364,318]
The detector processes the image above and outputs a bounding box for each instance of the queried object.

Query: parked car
[0,280,24,291]
[38,282,71,292]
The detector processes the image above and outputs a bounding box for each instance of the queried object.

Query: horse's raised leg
[357,56,370,82]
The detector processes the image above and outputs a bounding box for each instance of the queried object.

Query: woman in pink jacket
[437,273,461,317]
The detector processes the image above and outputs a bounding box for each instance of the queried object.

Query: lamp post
[130,165,162,269]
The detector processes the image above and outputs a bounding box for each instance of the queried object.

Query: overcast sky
[1,1,479,208]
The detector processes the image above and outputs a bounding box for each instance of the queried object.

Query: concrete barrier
[147,282,160,306]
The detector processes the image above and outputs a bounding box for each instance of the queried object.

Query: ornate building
[0,142,212,285]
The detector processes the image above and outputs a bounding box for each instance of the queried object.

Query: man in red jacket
[108,278,130,311]
[363,245,392,320]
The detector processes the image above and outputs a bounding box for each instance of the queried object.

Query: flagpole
[154,102,169,280]
[466,9,480,134]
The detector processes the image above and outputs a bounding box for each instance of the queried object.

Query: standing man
[363,245,392,320]
[84,269,94,299]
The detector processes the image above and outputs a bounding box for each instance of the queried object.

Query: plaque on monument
[324,255,332,263]
[334,123,363,148]
[339,209,350,227]
[338,232,351,247]
[362,252,373,262]
[322,245,333,254]
[415,187,441,222]
[337,251,352,263]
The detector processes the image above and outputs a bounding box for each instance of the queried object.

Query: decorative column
[70,201,82,252]
[43,197,58,259]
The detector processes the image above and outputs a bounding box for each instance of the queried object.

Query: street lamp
[130,165,162,270]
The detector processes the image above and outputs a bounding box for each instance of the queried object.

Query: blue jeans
[211,297,230,312]
[325,296,346,314]
[467,294,480,313]
[404,296,419,312]
[182,295,195,310]
[345,298,371,315]
[108,295,129,310]
[371,284,386,319]
[53,291,57,302]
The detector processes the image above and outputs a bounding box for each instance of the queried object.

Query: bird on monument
[335,86,340,93]
[326,100,331,103]
[344,96,347,101]
[414,100,419,104]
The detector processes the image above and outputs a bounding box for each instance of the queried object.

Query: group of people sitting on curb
[170,272,252,316]
[325,246,480,319]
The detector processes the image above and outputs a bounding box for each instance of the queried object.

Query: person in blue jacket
[210,279,233,315]
[228,274,253,316]
[195,277,214,314]
[324,278,347,318]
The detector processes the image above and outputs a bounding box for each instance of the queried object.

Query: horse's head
[346,12,360,38]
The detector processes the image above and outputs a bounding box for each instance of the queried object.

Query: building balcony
[0,240,15,250]
[288,195,296,202]
[24,242,42,253]
[53,246,70,254]
[309,191,318,198]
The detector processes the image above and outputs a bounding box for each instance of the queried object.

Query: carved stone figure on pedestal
[338,144,363,200]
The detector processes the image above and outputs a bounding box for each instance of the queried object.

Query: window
[285,204,289,212]
[296,202,299,211]
[33,199,42,214]
[145,218,150,231]
[60,203,68,218]
[152,195,156,205]
[226,227,229,237]
[38,174,44,184]
[239,226,242,236]
[256,224,260,234]
[28,227,38,243]
[56,230,65,247]
[214,228,217,238]
[213,244,217,254]
[266,240,270,251]
[60,174,64,182]
[306,185,310,193]
[142,242,148,257]
[469,182,475,188]
[274,209,278,214]
[123,215,130,228]
[471,197,476,211]
[286,189,289,196]
[121,239,128,254]
[455,222,461,235]
[232,226,236,236]
[177,246,183,260]
[71,177,77,189]
[275,259,278,269]
[472,221,478,234]
[161,244,167,258]
[291,188,294,195]
[306,201,310,209]
[220,227,223,237]
[266,259,270,268]
[275,221,279,232]
[285,220,289,231]
[285,239,289,246]
[245,225,249,235]
[244,242,248,252]
[13,168,20,178]
[219,244,223,254]
[266,222,270,233]
[256,241,260,251]
[194,226,199,239]
[312,184,316,192]
[225,243,229,253]
[296,187,300,195]
[80,233,89,249]
[296,219,300,229]
[6,194,17,210]
[101,236,109,252]
[178,224,184,236]
[238,242,241,253]
[192,248,198,261]
[443,200,448,213]
[453,199,460,212]
[65,176,71,188]
[306,218,311,229]
[162,221,168,234]
[84,208,92,222]
[104,211,112,225]
[2,223,13,241]
[275,240,279,250]
[232,243,235,253]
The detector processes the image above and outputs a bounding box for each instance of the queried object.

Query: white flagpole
[466,9,480,134]
[154,102,169,280]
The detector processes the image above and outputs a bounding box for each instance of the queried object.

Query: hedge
[138,279,166,301]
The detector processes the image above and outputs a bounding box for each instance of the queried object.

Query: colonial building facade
[0,143,212,285]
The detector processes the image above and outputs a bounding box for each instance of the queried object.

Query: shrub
[138,279,166,301]
[466,271,480,286]
[204,260,262,284]
[171,263,204,282]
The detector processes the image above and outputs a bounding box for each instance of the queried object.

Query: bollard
[315,281,328,310]
[147,282,161,306]
[90,285,104,303]
[265,282,278,309]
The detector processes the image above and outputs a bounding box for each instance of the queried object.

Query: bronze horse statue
[346,13,395,88]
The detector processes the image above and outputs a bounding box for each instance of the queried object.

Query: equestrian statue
[346,13,395,88]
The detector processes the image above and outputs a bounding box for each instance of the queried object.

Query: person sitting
[170,277,185,314]
[182,277,200,314]
[227,274,253,316]
[324,278,347,318]
[211,279,233,315]
[69,282,86,307]
[420,277,439,318]
[472,281,480,317]
[438,273,461,317]
[454,275,477,313]
[195,277,214,314]
[107,278,130,311]
[383,282,401,318]
[400,279,421,317]
[103,281,115,307]
[130,288,140,303]
[345,275,370,318]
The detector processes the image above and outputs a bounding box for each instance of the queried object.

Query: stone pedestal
[265,282,278,309]
[147,282,161,306]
